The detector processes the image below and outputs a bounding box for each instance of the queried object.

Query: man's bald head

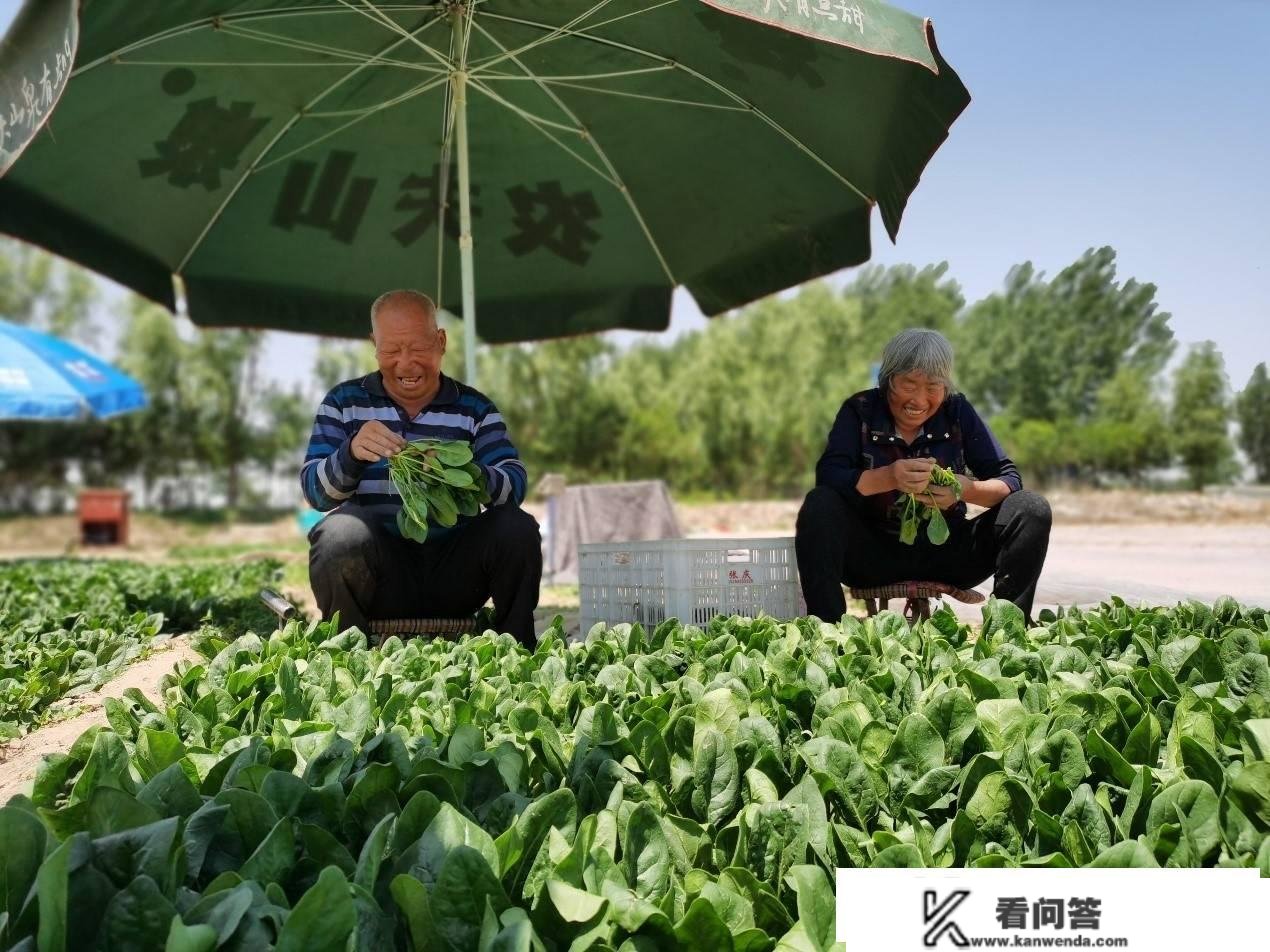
[370,289,438,335]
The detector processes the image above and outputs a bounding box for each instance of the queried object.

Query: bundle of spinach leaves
[899,463,962,545]
[388,439,490,542]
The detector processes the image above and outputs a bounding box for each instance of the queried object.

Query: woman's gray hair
[877,328,956,394]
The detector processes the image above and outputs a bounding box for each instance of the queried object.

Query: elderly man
[796,328,1051,624]
[301,289,541,645]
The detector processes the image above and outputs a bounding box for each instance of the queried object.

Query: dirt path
[1021,522,1270,616]
[0,637,201,805]
[910,521,1270,622]
[672,489,1270,537]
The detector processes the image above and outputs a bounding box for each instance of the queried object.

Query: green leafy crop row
[2,596,1267,951]
[0,560,289,737]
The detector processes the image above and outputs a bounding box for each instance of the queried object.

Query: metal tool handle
[259,588,297,621]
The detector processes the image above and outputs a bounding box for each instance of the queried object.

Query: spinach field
[0,559,287,739]
[1,585,1266,951]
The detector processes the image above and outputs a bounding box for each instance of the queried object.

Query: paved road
[943,523,1270,620]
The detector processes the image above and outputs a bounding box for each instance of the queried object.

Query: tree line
[1,238,1266,511]
[476,247,1268,495]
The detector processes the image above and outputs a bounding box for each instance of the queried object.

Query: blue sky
[862,0,1270,390]
[2,0,1267,390]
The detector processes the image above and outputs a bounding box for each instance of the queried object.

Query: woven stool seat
[259,589,479,644]
[848,581,984,623]
[368,616,479,637]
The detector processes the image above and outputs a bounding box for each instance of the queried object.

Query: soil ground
[0,637,201,804]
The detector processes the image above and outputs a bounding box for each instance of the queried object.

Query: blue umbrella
[0,318,147,420]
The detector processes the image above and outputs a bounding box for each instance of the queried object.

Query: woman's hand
[924,474,972,510]
[891,457,935,494]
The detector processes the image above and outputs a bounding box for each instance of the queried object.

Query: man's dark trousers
[309,502,542,646]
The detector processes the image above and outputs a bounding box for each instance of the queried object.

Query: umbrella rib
[336,0,456,72]
[253,73,451,170]
[680,67,874,206]
[583,0,682,35]
[468,17,675,284]
[303,73,451,118]
[465,81,587,137]
[71,5,445,78]
[479,65,673,82]
[538,81,748,112]
[176,16,446,273]
[478,10,874,207]
[467,0,685,74]
[468,0,680,74]
[117,59,419,69]
[466,78,616,187]
[466,0,620,75]
[220,22,443,73]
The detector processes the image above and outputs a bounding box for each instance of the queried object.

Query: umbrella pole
[451,7,478,387]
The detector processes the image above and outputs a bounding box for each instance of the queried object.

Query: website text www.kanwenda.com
[963,938,1130,948]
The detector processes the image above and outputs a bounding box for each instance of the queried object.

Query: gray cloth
[545,480,682,582]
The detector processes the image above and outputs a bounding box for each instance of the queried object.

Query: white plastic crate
[578,537,800,631]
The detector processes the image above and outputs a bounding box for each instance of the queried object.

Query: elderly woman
[796,328,1051,623]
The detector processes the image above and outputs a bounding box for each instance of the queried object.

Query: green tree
[843,261,964,361]
[259,384,315,494]
[314,337,376,393]
[95,297,192,497]
[95,304,316,511]
[674,282,862,496]
[988,414,1072,486]
[1171,341,1234,490]
[1076,365,1173,482]
[955,247,1174,422]
[603,343,706,488]
[0,237,99,342]
[182,329,270,512]
[481,337,624,484]
[1235,362,1270,482]
[0,419,87,506]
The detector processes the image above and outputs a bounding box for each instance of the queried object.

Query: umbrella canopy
[0,319,148,420]
[0,0,76,176]
[0,1,969,384]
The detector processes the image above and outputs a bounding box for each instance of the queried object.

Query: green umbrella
[0,1,968,385]
[0,0,76,177]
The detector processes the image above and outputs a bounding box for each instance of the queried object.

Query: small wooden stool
[368,616,481,642]
[259,589,481,645]
[849,581,985,624]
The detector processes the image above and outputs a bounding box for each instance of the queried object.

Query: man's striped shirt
[301,372,528,540]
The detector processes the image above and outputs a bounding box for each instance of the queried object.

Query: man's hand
[350,421,406,462]
[891,457,936,494]
[924,474,972,510]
